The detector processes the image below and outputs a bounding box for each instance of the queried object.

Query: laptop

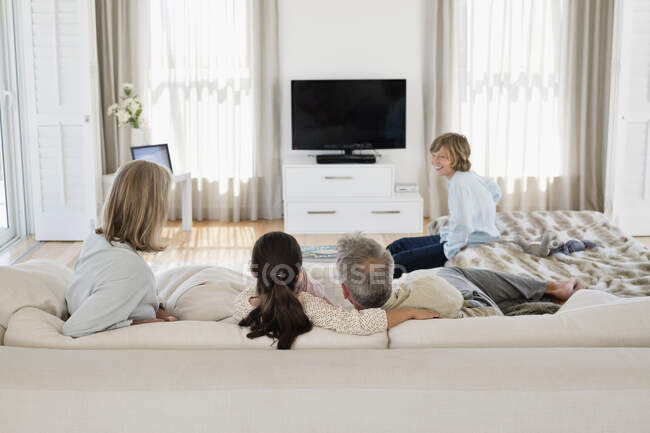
[130,144,173,172]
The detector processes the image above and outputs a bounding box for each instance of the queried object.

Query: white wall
[278,0,430,215]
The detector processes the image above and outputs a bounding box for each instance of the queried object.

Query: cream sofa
[1,260,650,433]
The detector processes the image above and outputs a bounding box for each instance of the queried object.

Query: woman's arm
[62,273,154,337]
[155,308,178,322]
[132,318,166,325]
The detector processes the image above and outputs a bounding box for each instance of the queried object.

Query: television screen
[291,79,406,150]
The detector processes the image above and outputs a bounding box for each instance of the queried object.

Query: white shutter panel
[607,0,650,235]
[22,0,97,240]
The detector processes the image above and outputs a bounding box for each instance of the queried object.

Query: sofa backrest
[4,263,648,351]
[389,290,650,348]
[4,308,388,350]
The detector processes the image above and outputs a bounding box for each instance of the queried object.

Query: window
[0,0,26,248]
[459,0,564,181]
[148,0,254,183]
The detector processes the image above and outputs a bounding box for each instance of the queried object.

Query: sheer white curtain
[424,0,613,216]
[459,0,566,211]
[146,0,281,221]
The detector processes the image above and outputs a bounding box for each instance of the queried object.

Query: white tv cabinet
[282,162,422,234]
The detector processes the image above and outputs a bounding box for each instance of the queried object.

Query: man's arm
[386,308,440,328]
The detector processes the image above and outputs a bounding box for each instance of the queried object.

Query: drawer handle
[371,210,401,214]
[307,211,337,215]
[323,176,354,180]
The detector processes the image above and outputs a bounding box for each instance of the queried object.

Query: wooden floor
[0,219,431,270]
[3,219,650,270]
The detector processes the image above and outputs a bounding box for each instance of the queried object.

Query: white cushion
[0,260,73,328]
[389,291,650,348]
[4,307,388,350]
[156,264,212,299]
[557,289,643,313]
[394,269,464,318]
[157,265,254,321]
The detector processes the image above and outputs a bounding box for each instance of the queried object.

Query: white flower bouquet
[107,83,143,129]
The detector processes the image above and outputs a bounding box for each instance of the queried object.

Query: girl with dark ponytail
[235,232,437,349]
[238,231,312,349]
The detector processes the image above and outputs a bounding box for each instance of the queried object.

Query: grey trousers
[437,267,548,311]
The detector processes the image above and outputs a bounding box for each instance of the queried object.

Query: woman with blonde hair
[387,132,502,277]
[63,160,177,337]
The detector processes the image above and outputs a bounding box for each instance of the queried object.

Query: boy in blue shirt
[388,132,501,278]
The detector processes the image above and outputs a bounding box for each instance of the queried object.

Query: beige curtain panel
[560,0,614,211]
[95,0,142,175]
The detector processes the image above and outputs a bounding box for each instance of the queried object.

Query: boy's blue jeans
[386,235,448,278]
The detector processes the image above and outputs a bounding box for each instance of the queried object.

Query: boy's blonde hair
[430,132,472,172]
[96,160,172,252]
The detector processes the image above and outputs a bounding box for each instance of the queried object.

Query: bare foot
[546,278,579,301]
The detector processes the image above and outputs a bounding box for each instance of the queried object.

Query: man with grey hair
[336,234,395,310]
[336,233,584,316]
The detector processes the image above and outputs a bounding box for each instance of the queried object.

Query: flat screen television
[291,79,406,159]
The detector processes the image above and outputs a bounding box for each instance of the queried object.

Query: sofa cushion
[0,260,72,328]
[4,307,388,350]
[157,265,253,321]
[389,290,650,348]
[1,346,650,433]
[556,289,643,313]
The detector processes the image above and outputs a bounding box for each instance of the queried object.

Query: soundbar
[316,154,376,164]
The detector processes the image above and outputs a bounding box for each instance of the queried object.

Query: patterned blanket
[428,211,650,297]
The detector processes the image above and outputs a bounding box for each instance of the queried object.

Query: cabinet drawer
[283,166,393,198]
[285,199,422,234]
[360,201,423,233]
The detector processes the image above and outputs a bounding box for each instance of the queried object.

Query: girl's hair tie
[275,268,290,282]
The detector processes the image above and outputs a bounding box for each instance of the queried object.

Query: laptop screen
[131,144,173,172]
